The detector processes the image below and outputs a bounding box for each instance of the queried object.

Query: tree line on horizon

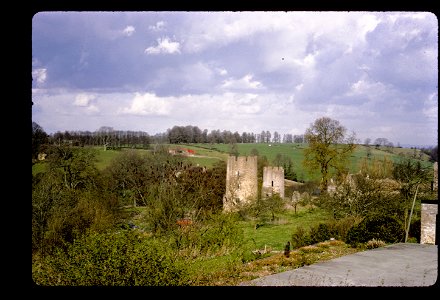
[32,122,438,163]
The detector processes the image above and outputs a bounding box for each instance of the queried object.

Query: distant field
[32,143,434,181]
[186,143,434,181]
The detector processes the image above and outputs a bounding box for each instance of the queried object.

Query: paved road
[240,243,438,287]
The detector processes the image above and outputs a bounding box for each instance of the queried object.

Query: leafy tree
[392,158,433,233]
[249,194,285,225]
[32,122,49,160]
[46,145,99,190]
[105,149,186,207]
[229,142,239,156]
[273,153,296,181]
[317,173,402,219]
[302,117,356,192]
[32,145,120,256]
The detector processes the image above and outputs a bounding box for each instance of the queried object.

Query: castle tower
[434,162,438,191]
[223,156,258,212]
[262,166,285,199]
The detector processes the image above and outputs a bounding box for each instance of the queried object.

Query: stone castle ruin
[223,156,258,211]
[223,156,284,212]
[262,166,285,199]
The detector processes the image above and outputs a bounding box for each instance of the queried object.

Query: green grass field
[186,143,433,181]
[32,143,434,180]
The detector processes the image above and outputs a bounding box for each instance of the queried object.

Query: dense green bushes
[32,146,121,256]
[33,211,246,286]
[290,213,406,249]
[290,216,361,249]
[345,214,405,247]
[32,230,191,286]
[168,212,245,257]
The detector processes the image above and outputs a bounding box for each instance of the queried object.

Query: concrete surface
[240,243,438,287]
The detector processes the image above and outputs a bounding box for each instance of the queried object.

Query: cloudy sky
[32,11,438,147]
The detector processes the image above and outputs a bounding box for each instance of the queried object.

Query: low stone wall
[420,200,438,245]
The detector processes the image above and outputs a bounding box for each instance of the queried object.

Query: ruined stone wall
[223,156,258,211]
[262,166,285,199]
[421,201,437,244]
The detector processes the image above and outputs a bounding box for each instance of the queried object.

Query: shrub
[365,239,386,249]
[408,218,421,243]
[291,226,312,249]
[326,216,362,241]
[291,217,361,249]
[32,230,191,286]
[345,214,405,247]
[309,223,331,244]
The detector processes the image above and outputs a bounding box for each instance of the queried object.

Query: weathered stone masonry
[421,200,437,244]
[420,162,438,244]
[223,156,258,212]
[223,156,285,211]
[262,166,285,199]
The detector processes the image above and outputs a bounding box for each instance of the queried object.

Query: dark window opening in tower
[271,180,274,187]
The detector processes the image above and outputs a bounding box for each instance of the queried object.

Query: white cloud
[145,37,181,54]
[219,93,261,115]
[221,74,263,90]
[356,14,380,40]
[217,68,228,76]
[423,92,438,121]
[32,68,47,84]
[293,53,316,68]
[120,92,171,116]
[86,104,100,114]
[122,25,135,36]
[74,93,96,107]
[345,78,389,101]
[149,21,166,31]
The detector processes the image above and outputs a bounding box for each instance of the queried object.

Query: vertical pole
[405,183,420,243]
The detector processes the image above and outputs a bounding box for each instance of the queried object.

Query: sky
[32,11,438,147]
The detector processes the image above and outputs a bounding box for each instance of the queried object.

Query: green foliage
[290,216,361,250]
[392,158,433,233]
[358,156,394,179]
[46,145,100,190]
[175,212,244,255]
[32,230,191,286]
[273,153,297,181]
[105,149,185,206]
[408,218,421,243]
[345,214,405,247]
[32,146,121,256]
[291,226,312,249]
[302,117,357,191]
[243,194,286,225]
[32,122,49,160]
[393,158,430,184]
[317,174,404,219]
[309,223,331,244]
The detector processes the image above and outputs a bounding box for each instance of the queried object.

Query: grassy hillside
[32,143,434,181]
[185,143,434,181]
